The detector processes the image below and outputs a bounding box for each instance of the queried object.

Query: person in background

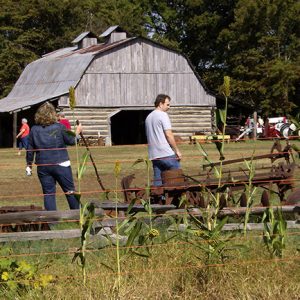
[258,116,264,127]
[145,94,182,186]
[57,111,71,130]
[75,119,83,143]
[16,118,30,155]
[26,102,82,211]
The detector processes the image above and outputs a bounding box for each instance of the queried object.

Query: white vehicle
[268,117,288,125]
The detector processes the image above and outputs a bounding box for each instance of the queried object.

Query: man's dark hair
[154,94,171,107]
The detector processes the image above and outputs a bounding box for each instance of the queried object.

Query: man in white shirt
[145,94,182,186]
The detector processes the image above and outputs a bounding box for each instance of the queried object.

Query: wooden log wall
[61,106,213,141]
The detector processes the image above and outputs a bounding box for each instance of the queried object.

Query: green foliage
[262,208,287,258]
[121,210,160,258]
[78,151,89,180]
[132,157,153,227]
[220,0,300,114]
[0,0,151,98]
[1,0,299,113]
[0,248,53,297]
[150,0,300,114]
[243,157,257,235]
[186,214,246,264]
[72,201,96,284]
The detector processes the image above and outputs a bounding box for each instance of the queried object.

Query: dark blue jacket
[26,123,76,166]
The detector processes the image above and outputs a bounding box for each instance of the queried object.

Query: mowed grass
[0,139,300,299]
[1,139,299,209]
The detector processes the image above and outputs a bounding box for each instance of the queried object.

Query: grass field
[0,139,299,299]
[1,139,299,208]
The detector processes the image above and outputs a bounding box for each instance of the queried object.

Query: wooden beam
[218,205,300,217]
[0,205,298,226]
[0,204,176,225]
[0,221,299,242]
[165,206,300,217]
[0,208,105,225]
[202,153,284,169]
[13,112,17,148]
[0,229,81,242]
[95,203,176,212]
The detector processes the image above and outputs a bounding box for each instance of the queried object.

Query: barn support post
[13,112,17,148]
[253,111,257,140]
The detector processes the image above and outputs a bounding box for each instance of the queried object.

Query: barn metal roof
[99,25,119,37]
[0,34,215,113]
[0,38,134,113]
[72,31,98,44]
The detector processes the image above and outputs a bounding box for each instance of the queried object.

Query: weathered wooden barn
[0,26,216,147]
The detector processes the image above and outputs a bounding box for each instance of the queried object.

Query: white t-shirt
[145,110,174,160]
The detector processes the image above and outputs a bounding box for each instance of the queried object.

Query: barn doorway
[111,110,152,145]
[0,113,13,147]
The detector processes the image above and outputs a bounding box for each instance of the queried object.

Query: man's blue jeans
[152,154,181,186]
[37,165,79,211]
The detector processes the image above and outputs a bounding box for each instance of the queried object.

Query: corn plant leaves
[126,198,137,214]
[65,130,76,137]
[212,137,225,161]
[215,109,226,126]
[78,151,89,180]
[195,141,221,177]
[124,220,143,254]
[195,141,209,161]
[262,208,287,258]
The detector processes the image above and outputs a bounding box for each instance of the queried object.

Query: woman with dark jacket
[26,102,80,211]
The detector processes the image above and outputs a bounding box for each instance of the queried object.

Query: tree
[0,0,151,98]
[148,0,300,114]
[220,0,300,114]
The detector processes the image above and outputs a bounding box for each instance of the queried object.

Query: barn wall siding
[75,73,213,107]
[74,40,215,107]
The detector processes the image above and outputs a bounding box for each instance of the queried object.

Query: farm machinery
[121,140,300,209]
[0,140,298,234]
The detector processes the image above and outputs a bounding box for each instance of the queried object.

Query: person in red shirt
[57,112,71,130]
[16,118,30,155]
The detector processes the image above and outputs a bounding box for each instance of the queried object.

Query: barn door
[110,110,151,145]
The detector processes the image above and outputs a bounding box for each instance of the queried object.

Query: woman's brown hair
[34,102,58,125]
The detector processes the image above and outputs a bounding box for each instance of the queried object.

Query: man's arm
[164,129,182,160]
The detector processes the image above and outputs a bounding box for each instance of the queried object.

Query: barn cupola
[71,31,99,49]
[99,25,129,44]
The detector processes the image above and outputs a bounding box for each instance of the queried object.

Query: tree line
[0,0,299,115]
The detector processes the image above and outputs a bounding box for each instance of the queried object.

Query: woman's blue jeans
[152,154,180,186]
[37,165,79,211]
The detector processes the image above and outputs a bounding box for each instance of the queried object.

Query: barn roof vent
[99,25,129,44]
[72,31,99,49]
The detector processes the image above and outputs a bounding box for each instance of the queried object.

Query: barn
[0,26,216,147]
